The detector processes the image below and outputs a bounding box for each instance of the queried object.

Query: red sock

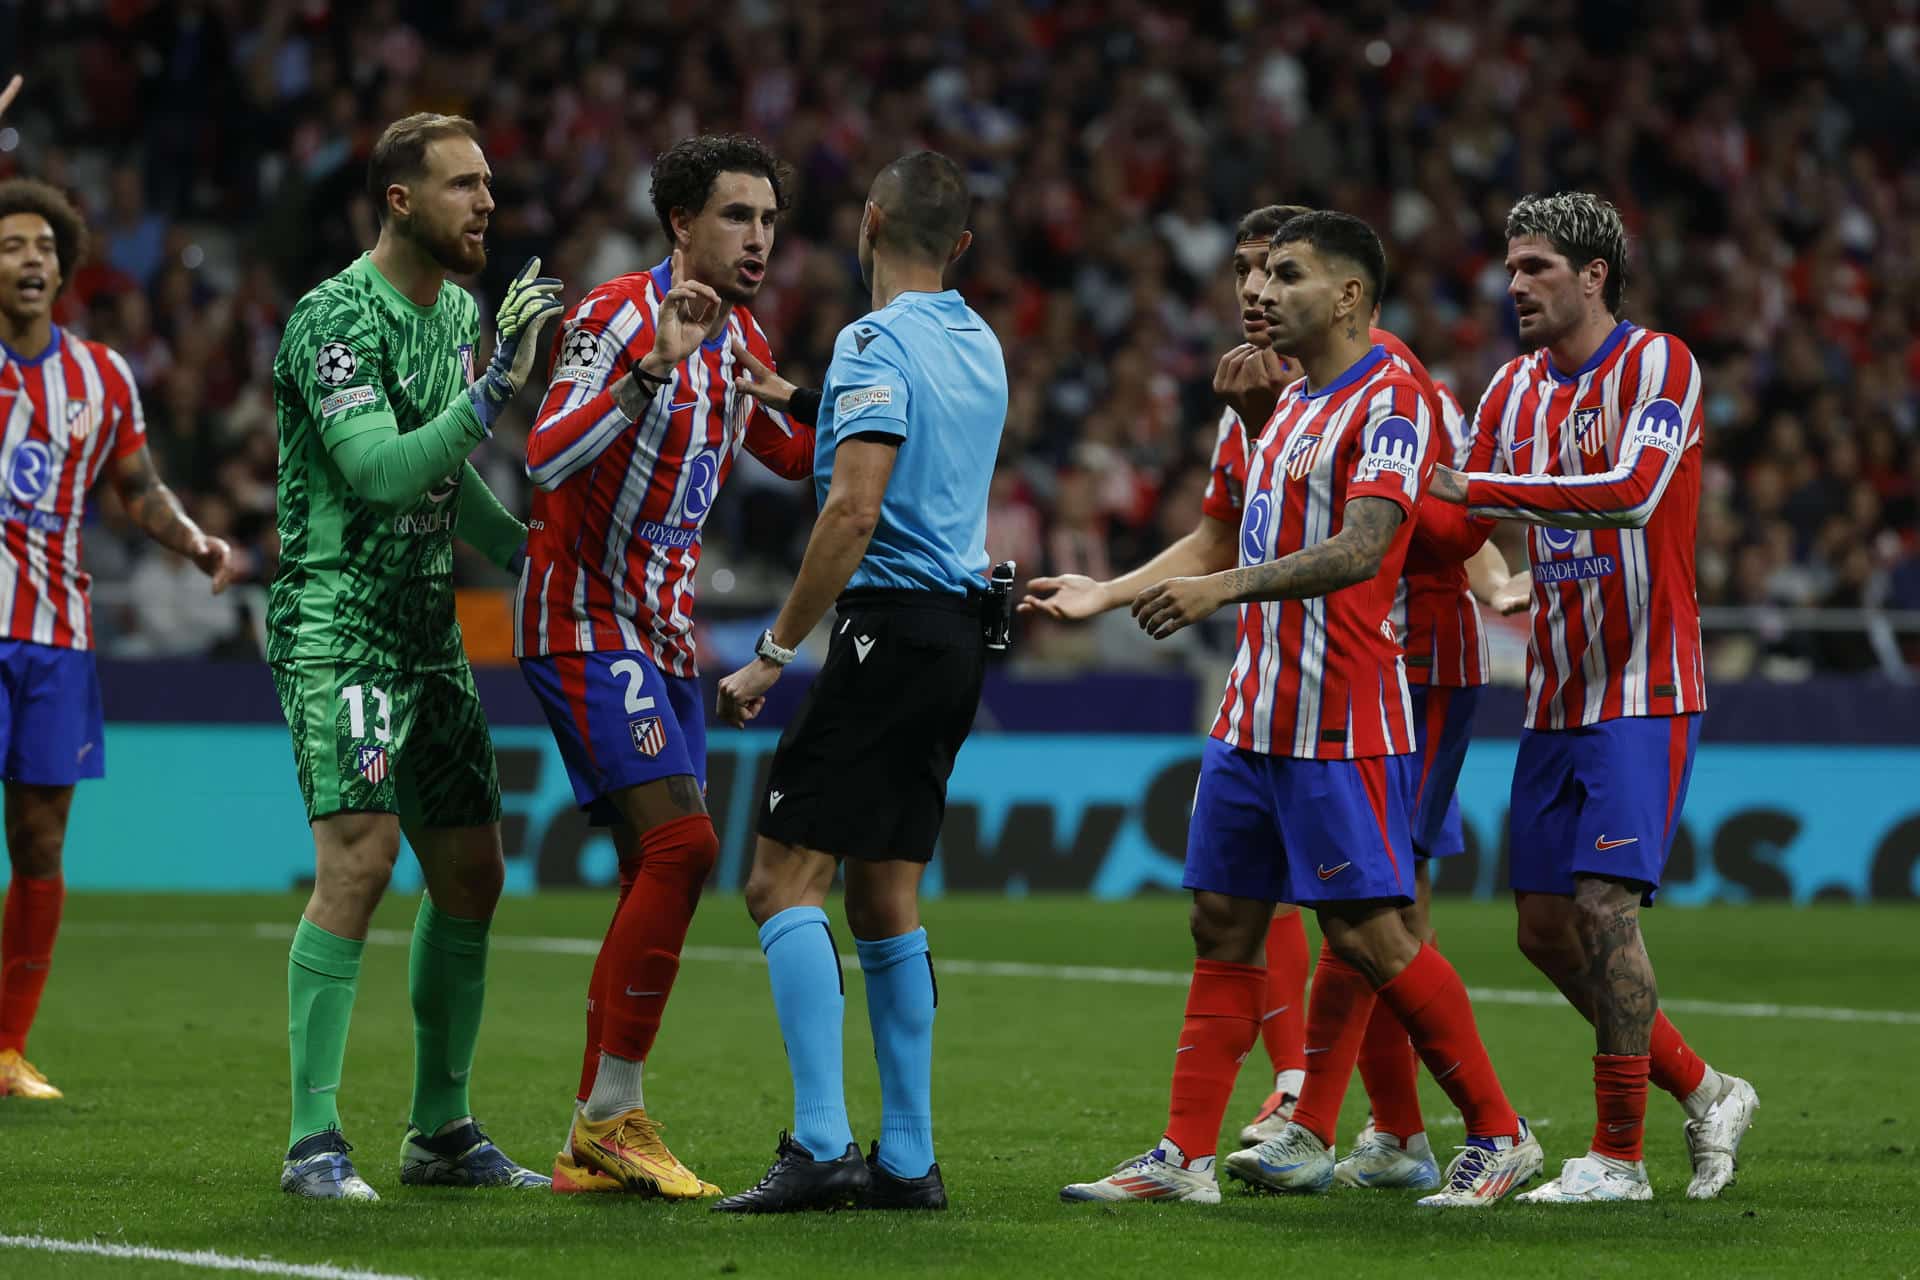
[1591,1054,1651,1161]
[577,863,642,1101]
[0,876,65,1055]
[1377,944,1519,1140]
[1288,942,1375,1147]
[1259,911,1309,1076]
[1648,1011,1706,1099]
[1162,959,1265,1160]
[596,814,718,1063]
[1356,992,1425,1141]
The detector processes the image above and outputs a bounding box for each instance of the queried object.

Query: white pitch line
[0,1234,418,1280]
[63,921,1920,1027]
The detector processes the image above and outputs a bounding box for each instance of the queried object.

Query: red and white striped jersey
[1461,321,1705,728]
[516,261,813,675]
[1395,377,1489,687]
[1211,346,1437,759]
[0,328,147,650]
[1202,329,1487,689]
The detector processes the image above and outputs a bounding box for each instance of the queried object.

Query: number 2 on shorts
[609,659,657,713]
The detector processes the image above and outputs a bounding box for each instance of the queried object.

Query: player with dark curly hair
[518,132,812,1200]
[0,174,233,1102]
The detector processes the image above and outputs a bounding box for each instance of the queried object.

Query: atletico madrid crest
[356,745,389,785]
[1285,432,1325,480]
[629,716,666,757]
[1572,407,1606,455]
[65,400,95,442]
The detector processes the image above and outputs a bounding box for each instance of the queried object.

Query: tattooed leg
[1572,876,1657,1054]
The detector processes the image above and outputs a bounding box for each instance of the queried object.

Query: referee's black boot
[862,1142,948,1211]
[711,1132,870,1214]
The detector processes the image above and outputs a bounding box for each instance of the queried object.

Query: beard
[399,212,486,276]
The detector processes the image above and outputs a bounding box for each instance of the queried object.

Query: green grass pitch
[2,893,1916,1278]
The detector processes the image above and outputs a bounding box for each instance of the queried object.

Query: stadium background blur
[4,7,1920,1276]
[6,0,1919,681]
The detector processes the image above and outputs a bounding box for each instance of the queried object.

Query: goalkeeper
[268,113,562,1200]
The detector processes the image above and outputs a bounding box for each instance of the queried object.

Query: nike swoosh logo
[1594,835,1640,851]
[307,1083,340,1095]
[1260,1006,1290,1022]
[1604,1121,1636,1133]
[1511,435,1532,449]
[398,371,420,391]
[449,1068,470,1081]
[1257,1159,1307,1176]
[668,401,698,412]
[1316,861,1351,880]
[1304,1046,1330,1056]
[77,742,94,761]
[1174,1045,1195,1054]
[625,988,663,998]
[1434,1061,1461,1081]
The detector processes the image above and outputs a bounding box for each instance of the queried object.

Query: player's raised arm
[310,256,561,508]
[526,249,717,490]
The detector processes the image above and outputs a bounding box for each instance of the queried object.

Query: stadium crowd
[5,0,1918,675]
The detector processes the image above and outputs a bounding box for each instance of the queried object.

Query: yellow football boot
[0,1049,62,1099]
[570,1107,719,1199]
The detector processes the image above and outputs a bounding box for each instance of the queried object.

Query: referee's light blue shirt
[814,289,1008,595]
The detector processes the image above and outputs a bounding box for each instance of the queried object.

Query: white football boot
[1334,1128,1441,1190]
[1060,1138,1221,1204]
[1238,1068,1305,1147]
[1518,1152,1653,1203]
[1223,1121,1334,1193]
[1683,1074,1758,1200]
[1415,1118,1543,1207]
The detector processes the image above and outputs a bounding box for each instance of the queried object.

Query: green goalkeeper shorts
[271,661,502,828]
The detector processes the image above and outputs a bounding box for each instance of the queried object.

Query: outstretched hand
[730,338,796,411]
[1131,575,1230,640]
[1018,573,1111,621]
[189,532,237,595]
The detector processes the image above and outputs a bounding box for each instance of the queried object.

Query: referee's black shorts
[759,589,986,863]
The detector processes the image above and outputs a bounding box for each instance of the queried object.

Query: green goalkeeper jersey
[269,254,484,672]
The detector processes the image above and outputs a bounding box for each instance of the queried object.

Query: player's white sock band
[1682,1065,1724,1122]
[584,1053,645,1122]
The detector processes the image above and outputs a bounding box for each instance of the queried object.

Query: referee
[713,151,1007,1213]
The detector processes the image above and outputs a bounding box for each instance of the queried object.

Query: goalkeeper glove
[469,256,564,429]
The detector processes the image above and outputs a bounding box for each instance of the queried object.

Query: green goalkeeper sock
[407,895,491,1135]
[287,918,364,1149]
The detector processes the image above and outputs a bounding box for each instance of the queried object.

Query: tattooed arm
[110,446,236,593]
[1132,497,1406,639]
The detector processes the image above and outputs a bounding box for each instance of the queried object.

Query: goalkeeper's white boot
[1060,1138,1220,1204]
[1682,1073,1758,1200]
[1334,1128,1441,1190]
[1223,1122,1334,1193]
[1415,1118,1543,1207]
[1517,1152,1652,1203]
[1238,1068,1304,1147]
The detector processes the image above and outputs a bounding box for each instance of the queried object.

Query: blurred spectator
[3,0,1915,676]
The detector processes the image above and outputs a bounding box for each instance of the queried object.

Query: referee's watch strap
[755,628,797,667]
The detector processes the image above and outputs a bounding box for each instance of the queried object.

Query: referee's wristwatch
[754,628,797,667]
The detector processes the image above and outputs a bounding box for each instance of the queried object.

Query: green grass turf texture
[2,893,1916,1279]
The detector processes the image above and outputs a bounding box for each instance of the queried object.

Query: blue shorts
[1184,737,1415,907]
[1508,714,1702,903]
[1409,684,1482,860]
[520,650,706,826]
[0,640,104,786]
